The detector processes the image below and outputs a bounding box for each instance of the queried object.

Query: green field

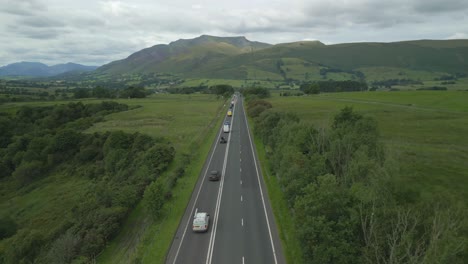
[0,94,226,263]
[266,91,468,201]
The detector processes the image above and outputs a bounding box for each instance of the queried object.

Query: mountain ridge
[95,35,468,81]
[0,61,98,77]
[97,35,271,75]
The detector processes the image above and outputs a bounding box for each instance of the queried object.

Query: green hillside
[91,36,468,89]
[97,35,271,75]
[192,39,468,79]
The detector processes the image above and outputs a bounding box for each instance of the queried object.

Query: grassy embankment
[249,90,468,262]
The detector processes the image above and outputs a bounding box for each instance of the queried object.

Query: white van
[193,212,210,232]
[223,124,230,133]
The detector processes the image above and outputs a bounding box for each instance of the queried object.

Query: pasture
[267,91,468,201]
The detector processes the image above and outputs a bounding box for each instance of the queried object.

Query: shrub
[13,160,45,186]
[0,217,18,239]
[144,178,166,219]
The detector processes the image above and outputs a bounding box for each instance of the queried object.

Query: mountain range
[95,35,468,82]
[3,35,468,81]
[0,62,98,77]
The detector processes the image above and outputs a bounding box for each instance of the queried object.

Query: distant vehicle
[227,110,232,117]
[224,120,230,125]
[223,123,230,133]
[220,136,227,144]
[209,170,220,181]
[193,212,210,232]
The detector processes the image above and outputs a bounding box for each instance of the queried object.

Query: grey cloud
[7,23,66,39]
[1,0,467,66]
[19,16,65,28]
[22,30,63,39]
[411,0,468,13]
[0,0,45,16]
[70,16,106,27]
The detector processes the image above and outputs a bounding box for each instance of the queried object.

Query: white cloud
[446,32,468,39]
[0,0,467,66]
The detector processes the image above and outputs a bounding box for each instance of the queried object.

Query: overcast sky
[1,0,467,66]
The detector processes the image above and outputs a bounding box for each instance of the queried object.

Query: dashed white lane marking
[243,96,279,264]
[241,195,243,202]
[240,168,242,172]
[240,180,242,185]
[241,218,244,226]
[242,256,245,264]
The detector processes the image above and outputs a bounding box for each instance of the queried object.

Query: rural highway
[166,94,286,264]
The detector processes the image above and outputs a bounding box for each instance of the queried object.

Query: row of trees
[240,87,270,99]
[0,102,175,263]
[371,79,423,88]
[162,84,235,98]
[319,68,365,81]
[300,80,368,94]
[247,100,466,263]
[73,86,149,99]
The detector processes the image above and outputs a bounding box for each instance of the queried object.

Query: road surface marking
[240,168,242,172]
[242,256,245,264]
[206,97,237,264]
[243,98,279,264]
[241,195,243,202]
[171,120,225,264]
[240,180,242,185]
[241,218,244,226]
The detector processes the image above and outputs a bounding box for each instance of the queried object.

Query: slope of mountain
[191,39,468,79]
[96,36,468,82]
[0,62,98,77]
[97,35,271,75]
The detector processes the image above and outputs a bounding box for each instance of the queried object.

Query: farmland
[268,91,468,200]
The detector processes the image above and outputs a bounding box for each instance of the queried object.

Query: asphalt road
[166,94,286,264]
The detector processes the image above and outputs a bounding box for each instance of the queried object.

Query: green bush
[3,229,44,264]
[0,217,18,239]
[144,178,166,219]
[12,160,45,186]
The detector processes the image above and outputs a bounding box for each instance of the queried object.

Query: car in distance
[220,136,227,144]
[227,110,232,116]
[209,170,220,181]
[193,212,210,232]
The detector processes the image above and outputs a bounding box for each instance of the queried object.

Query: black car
[209,170,220,181]
[220,136,227,144]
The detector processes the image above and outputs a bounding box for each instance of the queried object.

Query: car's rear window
[194,218,206,225]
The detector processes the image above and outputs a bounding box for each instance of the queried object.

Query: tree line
[73,86,150,99]
[246,100,466,263]
[0,102,175,263]
[300,80,368,94]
